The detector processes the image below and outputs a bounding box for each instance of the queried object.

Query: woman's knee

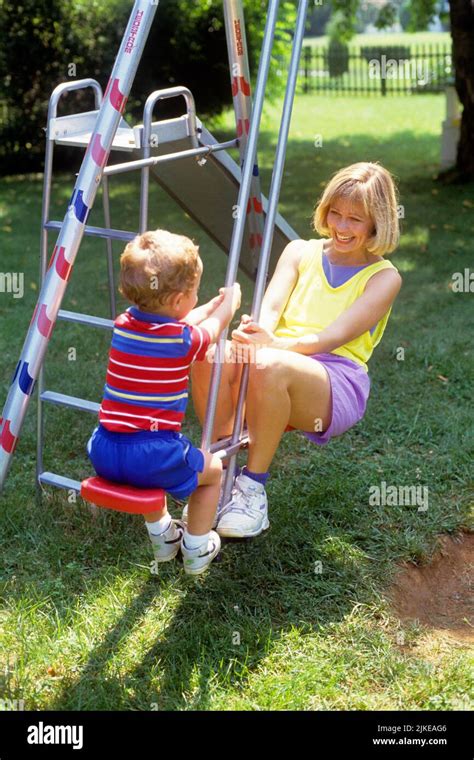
[248,348,287,389]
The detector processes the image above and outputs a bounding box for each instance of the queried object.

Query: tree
[331,0,474,182]
[444,0,474,182]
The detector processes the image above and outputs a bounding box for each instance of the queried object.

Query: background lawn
[0,92,473,710]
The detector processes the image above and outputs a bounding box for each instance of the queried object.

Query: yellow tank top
[274,239,398,371]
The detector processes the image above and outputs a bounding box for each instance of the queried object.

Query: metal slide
[144,123,297,280]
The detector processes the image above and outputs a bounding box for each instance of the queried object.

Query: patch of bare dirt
[389,532,474,644]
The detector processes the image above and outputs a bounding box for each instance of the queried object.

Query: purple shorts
[294,352,370,446]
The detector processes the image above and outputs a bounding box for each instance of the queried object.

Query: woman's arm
[282,268,402,354]
[232,268,402,355]
[241,239,305,332]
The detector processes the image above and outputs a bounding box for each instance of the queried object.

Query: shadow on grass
[47,507,373,710]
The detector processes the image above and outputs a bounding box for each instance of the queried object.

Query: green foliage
[329,0,359,42]
[0,0,127,173]
[375,2,398,30]
[405,0,438,32]
[326,38,350,77]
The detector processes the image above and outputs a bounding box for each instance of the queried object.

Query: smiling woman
[191,161,403,539]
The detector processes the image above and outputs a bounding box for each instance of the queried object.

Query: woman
[191,162,402,538]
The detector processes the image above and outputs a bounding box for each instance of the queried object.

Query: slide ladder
[0,0,310,504]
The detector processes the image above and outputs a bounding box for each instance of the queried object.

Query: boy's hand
[206,291,226,314]
[220,283,241,313]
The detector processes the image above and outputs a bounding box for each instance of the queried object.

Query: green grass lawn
[0,93,473,711]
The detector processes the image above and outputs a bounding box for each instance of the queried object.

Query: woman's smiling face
[326,196,375,258]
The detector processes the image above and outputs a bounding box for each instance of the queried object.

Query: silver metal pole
[106,139,238,176]
[102,176,116,318]
[201,0,281,452]
[222,0,310,505]
[140,86,199,233]
[0,0,159,492]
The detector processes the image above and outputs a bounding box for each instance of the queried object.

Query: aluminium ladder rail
[0,0,308,501]
[0,0,159,489]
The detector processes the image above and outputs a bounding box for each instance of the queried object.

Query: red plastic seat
[80,476,165,514]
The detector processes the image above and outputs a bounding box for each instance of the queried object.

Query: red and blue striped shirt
[98,307,211,433]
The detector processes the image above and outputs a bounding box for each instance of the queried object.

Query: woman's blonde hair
[119,229,201,311]
[312,162,400,256]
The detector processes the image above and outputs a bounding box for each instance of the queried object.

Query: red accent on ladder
[0,419,17,454]
[252,197,263,214]
[231,77,238,97]
[37,304,54,338]
[240,77,251,96]
[55,246,73,282]
[237,118,250,137]
[91,134,107,168]
[107,78,127,114]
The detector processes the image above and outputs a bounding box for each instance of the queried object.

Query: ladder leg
[102,175,117,319]
[201,0,282,453]
[0,0,158,492]
[222,0,310,499]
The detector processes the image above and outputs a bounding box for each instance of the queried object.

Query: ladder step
[39,471,81,492]
[44,221,137,242]
[49,111,136,152]
[58,310,114,330]
[40,391,100,415]
[210,432,249,458]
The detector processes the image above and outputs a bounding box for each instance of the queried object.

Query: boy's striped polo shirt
[98,306,211,433]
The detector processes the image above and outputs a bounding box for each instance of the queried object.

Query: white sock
[183,529,209,551]
[145,513,172,536]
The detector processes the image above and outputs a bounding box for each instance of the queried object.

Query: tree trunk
[443,0,474,182]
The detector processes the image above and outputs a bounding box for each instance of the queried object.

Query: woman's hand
[232,317,275,347]
[230,315,290,362]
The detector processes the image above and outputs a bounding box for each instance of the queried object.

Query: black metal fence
[292,43,453,95]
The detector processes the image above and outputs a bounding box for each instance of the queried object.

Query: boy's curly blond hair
[119,229,201,311]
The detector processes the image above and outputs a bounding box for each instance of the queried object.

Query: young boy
[87,229,241,575]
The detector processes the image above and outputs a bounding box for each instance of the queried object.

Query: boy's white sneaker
[181,531,221,575]
[216,473,269,538]
[149,519,185,562]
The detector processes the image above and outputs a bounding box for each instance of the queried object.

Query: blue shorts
[86,425,205,500]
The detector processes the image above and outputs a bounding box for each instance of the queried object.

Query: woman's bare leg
[191,342,243,441]
[245,348,332,473]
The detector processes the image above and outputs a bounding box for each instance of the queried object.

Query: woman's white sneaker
[149,519,185,562]
[181,531,221,575]
[216,473,269,538]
